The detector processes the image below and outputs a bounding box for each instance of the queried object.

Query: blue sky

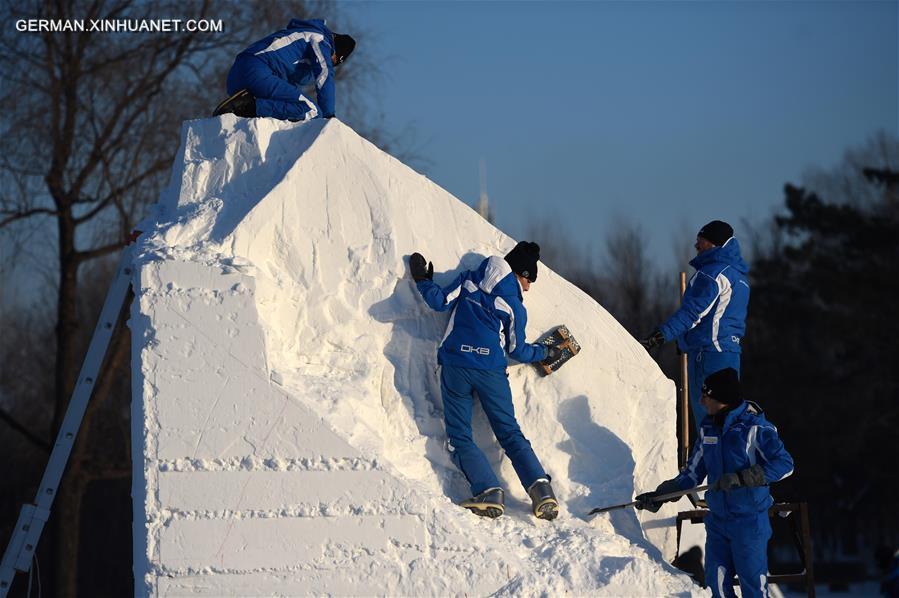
[342,0,898,267]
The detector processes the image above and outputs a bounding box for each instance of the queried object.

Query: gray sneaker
[527,478,559,520]
[460,487,505,518]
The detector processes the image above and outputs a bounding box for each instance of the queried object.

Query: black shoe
[213,89,256,118]
[527,478,559,521]
[460,487,504,518]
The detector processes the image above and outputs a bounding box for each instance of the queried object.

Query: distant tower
[476,158,495,224]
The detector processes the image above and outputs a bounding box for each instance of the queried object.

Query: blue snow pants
[440,365,546,495]
[226,54,322,122]
[705,510,772,598]
[688,350,741,432]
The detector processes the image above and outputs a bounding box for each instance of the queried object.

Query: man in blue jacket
[641,220,750,431]
[409,242,560,520]
[635,368,794,598]
[213,19,355,121]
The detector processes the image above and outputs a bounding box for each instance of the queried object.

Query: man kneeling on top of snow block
[213,19,355,121]
[635,368,794,598]
[408,242,561,520]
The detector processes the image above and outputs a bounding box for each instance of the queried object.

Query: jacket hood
[744,400,764,416]
[476,256,522,299]
[690,237,748,274]
[286,18,333,40]
[715,399,766,431]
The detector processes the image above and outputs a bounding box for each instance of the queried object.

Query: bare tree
[801,129,899,211]
[529,217,677,338]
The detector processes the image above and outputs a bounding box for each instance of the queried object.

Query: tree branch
[0,406,51,452]
[72,142,169,226]
[0,207,58,228]
[74,240,125,264]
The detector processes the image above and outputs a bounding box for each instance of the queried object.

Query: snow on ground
[130,116,701,596]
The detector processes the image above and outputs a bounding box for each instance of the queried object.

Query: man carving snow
[640,220,750,431]
[409,242,560,520]
[213,19,355,121]
[635,368,794,598]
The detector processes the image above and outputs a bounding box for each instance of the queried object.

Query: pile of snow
[130,116,700,596]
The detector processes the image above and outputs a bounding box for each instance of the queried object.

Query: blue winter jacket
[660,237,750,354]
[416,256,548,371]
[674,401,794,518]
[238,19,337,117]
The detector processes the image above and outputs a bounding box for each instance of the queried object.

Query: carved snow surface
[130,116,699,596]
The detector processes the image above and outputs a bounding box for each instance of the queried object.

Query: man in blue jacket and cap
[641,220,750,431]
[635,368,794,598]
[409,242,561,520]
[213,19,355,121]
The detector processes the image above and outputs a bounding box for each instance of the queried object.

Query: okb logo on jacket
[461,345,491,355]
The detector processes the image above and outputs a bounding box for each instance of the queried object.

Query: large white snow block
[131,116,697,596]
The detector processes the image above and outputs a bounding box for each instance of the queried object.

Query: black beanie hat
[334,33,356,64]
[504,241,540,282]
[697,220,734,247]
[702,368,742,406]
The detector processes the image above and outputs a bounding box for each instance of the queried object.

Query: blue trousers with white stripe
[705,510,771,598]
[440,365,546,495]
[688,350,740,432]
[227,54,321,122]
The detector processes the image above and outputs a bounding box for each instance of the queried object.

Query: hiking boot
[460,487,504,519]
[527,478,559,521]
[213,89,256,118]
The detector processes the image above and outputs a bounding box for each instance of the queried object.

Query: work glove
[409,252,433,282]
[543,345,563,363]
[634,479,680,512]
[712,472,742,492]
[737,464,766,488]
[639,329,665,350]
[634,491,665,513]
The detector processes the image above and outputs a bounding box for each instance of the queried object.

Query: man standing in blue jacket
[213,19,355,121]
[635,368,794,598]
[409,242,560,520]
[641,220,750,431]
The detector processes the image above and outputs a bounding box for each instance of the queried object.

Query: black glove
[639,329,665,350]
[634,479,680,512]
[543,345,563,363]
[634,491,665,512]
[737,464,766,488]
[712,472,741,492]
[409,252,433,282]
